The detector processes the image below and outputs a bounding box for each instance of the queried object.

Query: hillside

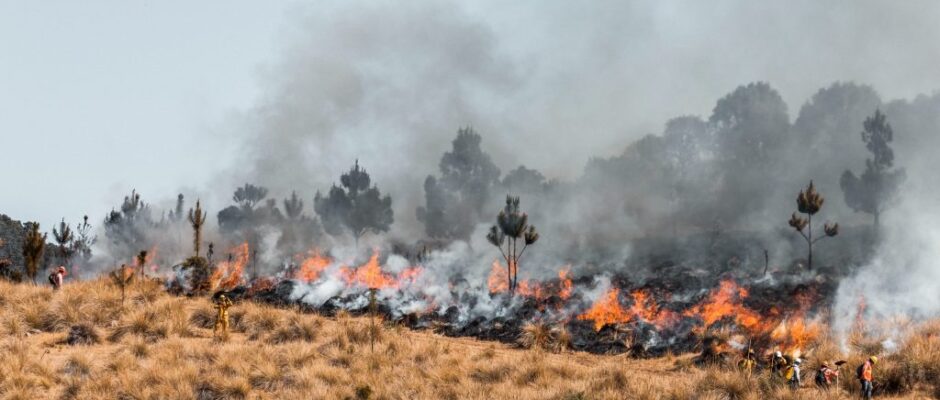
[0,278,937,400]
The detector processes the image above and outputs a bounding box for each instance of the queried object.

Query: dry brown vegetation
[0,278,938,399]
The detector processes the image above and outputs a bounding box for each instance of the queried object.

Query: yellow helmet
[869,356,878,364]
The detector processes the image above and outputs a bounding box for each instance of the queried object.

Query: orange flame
[629,289,678,329]
[341,250,396,289]
[577,288,631,331]
[684,280,764,333]
[294,249,332,282]
[558,266,573,300]
[488,260,509,293]
[210,242,249,291]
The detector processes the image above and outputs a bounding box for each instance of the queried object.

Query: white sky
[2,1,939,231]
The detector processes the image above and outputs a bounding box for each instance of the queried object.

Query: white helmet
[775,351,782,357]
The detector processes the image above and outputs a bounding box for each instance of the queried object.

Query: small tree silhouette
[52,218,74,268]
[110,264,135,306]
[136,250,148,278]
[22,222,47,283]
[486,196,540,295]
[183,200,210,293]
[788,181,838,270]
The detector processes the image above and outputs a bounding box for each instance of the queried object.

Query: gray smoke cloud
[76,2,940,329]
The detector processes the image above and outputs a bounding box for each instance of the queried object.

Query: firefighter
[213,294,233,338]
[738,348,758,374]
[48,266,66,290]
[770,350,787,377]
[815,361,839,389]
[858,356,877,399]
[785,358,802,390]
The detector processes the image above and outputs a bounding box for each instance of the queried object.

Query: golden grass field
[0,278,938,400]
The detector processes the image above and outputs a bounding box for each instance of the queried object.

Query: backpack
[48,273,57,287]
[785,366,795,381]
[856,364,865,379]
[815,369,827,385]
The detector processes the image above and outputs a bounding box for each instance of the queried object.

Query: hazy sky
[2,1,939,231]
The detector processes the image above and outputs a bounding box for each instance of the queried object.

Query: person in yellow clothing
[213,294,233,339]
[738,349,758,374]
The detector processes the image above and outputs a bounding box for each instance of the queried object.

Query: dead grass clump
[590,367,629,392]
[65,323,100,345]
[267,315,319,344]
[189,306,216,329]
[194,378,250,400]
[518,322,573,353]
[236,304,286,340]
[61,354,93,378]
[470,363,512,383]
[695,369,757,400]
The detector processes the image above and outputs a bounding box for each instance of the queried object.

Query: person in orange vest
[48,266,66,290]
[857,356,877,399]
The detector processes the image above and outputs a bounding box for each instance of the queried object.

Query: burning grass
[0,278,937,399]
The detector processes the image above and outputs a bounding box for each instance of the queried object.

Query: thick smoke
[69,2,940,336]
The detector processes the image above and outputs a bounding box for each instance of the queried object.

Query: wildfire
[577,288,632,331]
[488,260,509,293]
[558,266,572,300]
[684,280,765,333]
[341,250,397,289]
[210,242,249,291]
[629,289,678,329]
[294,249,332,282]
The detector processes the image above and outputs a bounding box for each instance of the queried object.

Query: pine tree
[486,196,540,295]
[52,218,74,267]
[22,222,47,283]
[788,181,838,270]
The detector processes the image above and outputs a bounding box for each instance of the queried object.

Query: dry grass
[0,278,937,399]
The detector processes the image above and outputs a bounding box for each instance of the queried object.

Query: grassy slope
[0,279,937,400]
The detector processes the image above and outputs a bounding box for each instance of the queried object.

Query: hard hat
[57,266,66,273]
[794,358,802,365]
[869,356,878,364]
[821,361,829,367]
[775,351,782,357]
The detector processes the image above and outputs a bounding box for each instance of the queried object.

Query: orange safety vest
[861,361,873,381]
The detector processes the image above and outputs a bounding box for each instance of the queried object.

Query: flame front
[577,288,631,331]
[210,242,249,291]
[295,249,332,282]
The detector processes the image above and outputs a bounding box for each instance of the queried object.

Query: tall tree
[233,184,269,210]
[840,110,906,229]
[710,82,791,223]
[188,200,207,257]
[167,194,185,222]
[52,218,74,267]
[787,181,838,269]
[183,201,210,292]
[277,191,323,255]
[417,127,501,240]
[486,196,540,296]
[72,215,96,263]
[315,160,394,245]
[22,222,47,283]
[103,189,153,260]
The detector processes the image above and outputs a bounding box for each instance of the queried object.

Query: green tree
[417,127,501,240]
[22,222,47,283]
[52,218,74,267]
[486,196,540,295]
[840,109,906,229]
[315,160,393,245]
[787,181,838,270]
